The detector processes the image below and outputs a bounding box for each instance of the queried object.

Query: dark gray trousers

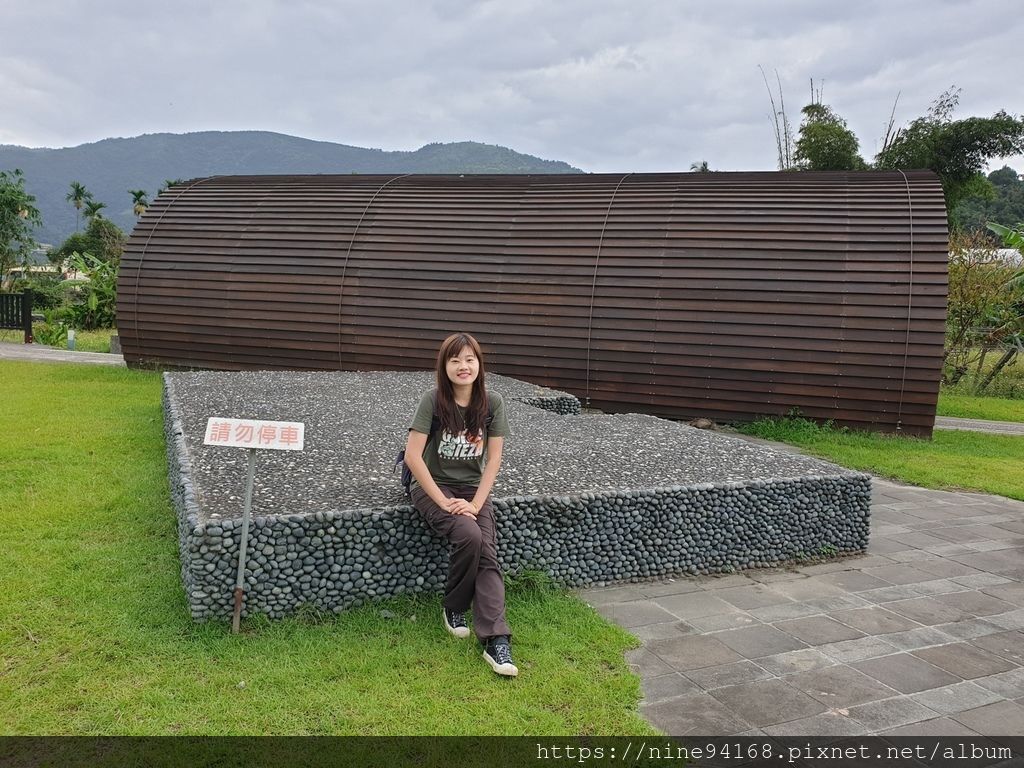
[411,484,512,640]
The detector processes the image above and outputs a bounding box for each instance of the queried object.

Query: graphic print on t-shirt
[437,429,485,461]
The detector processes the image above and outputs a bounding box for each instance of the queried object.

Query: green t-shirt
[409,389,510,488]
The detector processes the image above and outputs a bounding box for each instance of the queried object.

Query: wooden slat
[119,171,948,435]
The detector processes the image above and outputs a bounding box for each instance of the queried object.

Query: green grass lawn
[0,326,116,353]
[0,361,654,736]
[741,416,1024,501]
[937,390,1024,422]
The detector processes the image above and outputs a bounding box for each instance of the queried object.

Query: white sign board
[203,417,305,451]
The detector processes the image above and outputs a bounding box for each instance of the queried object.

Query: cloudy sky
[4,0,1022,173]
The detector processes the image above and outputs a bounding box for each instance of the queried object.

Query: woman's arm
[470,436,503,512]
[403,430,468,514]
[404,430,457,511]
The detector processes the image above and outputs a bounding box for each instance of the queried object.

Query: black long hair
[434,332,488,440]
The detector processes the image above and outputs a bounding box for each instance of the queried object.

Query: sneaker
[443,606,470,638]
[482,635,518,677]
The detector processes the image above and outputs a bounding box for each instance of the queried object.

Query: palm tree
[84,200,106,220]
[689,160,711,172]
[66,181,92,231]
[129,189,149,217]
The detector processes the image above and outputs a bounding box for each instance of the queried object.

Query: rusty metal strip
[129,176,215,345]
[336,174,413,367]
[584,172,633,405]
[896,169,915,432]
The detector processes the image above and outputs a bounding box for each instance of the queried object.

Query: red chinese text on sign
[203,418,305,451]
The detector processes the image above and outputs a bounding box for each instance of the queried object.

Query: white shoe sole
[484,650,519,677]
[443,607,470,638]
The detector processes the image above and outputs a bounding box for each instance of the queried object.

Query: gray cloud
[4,0,1022,172]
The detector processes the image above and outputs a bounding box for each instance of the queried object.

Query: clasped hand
[444,497,478,517]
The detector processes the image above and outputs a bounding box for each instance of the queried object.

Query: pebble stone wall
[163,371,871,621]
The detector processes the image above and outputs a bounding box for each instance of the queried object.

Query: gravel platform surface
[166,370,859,520]
[163,370,871,620]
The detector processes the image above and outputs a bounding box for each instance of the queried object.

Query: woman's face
[445,345,480,388]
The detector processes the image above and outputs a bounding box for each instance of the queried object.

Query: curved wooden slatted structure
[118,171,948,435]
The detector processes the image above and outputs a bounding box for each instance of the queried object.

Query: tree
[876,87,1024,214]
[689,160,711,172]
[952,165,1024,235]
[0,169,42,286]
[65,181,92,232]
[129,189,149,216]
[84,200,106,221]
[793,103,867,171]
[50,215,126,271]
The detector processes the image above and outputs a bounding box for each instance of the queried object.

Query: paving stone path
[0,340,125,366]
[579,471,1024,738]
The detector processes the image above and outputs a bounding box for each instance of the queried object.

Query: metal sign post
[203,417,305,634]
[233,448,257,633]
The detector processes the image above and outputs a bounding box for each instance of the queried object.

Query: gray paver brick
[909,681,1004,714]
[641,693,752,736]
[912,643,1017,679]
[830,606,921,635]
[636,579,704,598]
[748,602,821,623]
[640,673,701,703]
[952,574,1014,589]
[858,584,924,604]
[684,660,774,690]
[987,609,1024,631]
[686,612,762,633]
[913,560,984,579]
[577,585,646,605]
[818,636,902,663]
[970,630,1024,665]
[762,712,869,737]
[757,648,836,676]
[653,591,739,620]
[595,600,679,627]
[885,596,974,625]
[646,634,743,671]
[714,584,793,610]
[852,653,962,694]
[768,579,850,602]
[862,564,939,585]
[624,648,675,678]
[931,590,1018,617]
[952,700,1024,739]
[713,624,809,658]
[974,668,1024,699]
[980,581,1024,606]
[879,626,960,651]
[847,697,939,732]
[816,570,894,593]
[785,664,901,707]
[709,679,827,727]
[628,620,697,642]
[775,616,866,645]
[910,578,965,596]
[935,618,1007,641]
[881,716,982,737]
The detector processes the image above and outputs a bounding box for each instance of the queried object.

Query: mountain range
[0,131,583,246]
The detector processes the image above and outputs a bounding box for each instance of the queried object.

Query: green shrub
[63,252,117,330]
[34,309,69,346]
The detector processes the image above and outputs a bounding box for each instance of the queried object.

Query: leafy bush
[63,251,117,330]
[10,273,67,310]
[34,309,69,346]
[944,231,1023,391]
